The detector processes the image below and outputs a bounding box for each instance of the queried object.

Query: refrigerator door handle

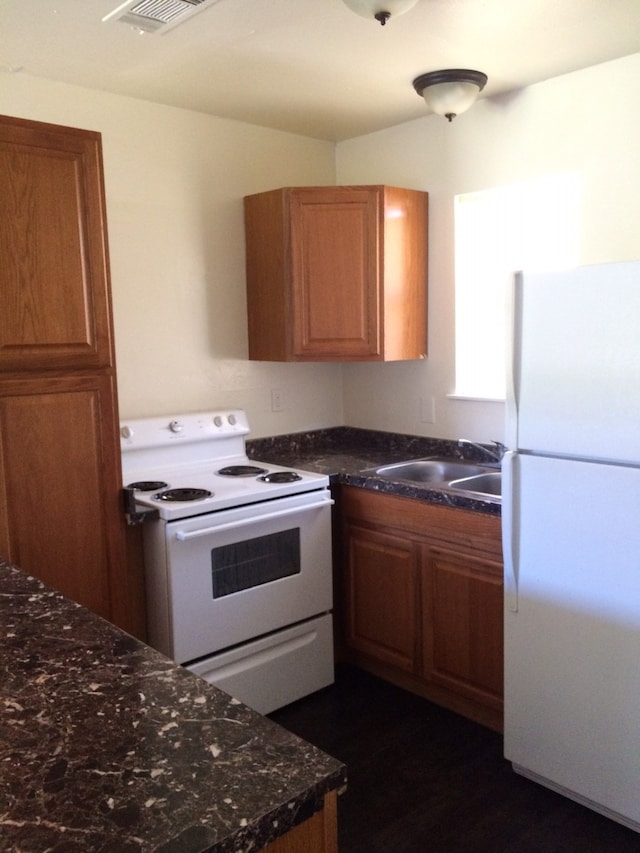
[502,450,519,612]
[505,272,523,450]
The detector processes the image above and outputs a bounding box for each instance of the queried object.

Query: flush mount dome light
[412,69,488,121]
[341,0,419,25]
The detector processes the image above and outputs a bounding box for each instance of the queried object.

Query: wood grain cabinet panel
[0,117,114,371]
[344,522,418,672]
[260,791,338,853]
[244,185,428,361]
[0,115,145,639]
[0,375,121,622]
[422,545,504,711]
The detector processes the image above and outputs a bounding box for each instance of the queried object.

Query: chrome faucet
[458,438,505,464]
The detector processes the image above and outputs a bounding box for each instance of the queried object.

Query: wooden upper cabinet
[0,115,114,372]
[244,185,428,361]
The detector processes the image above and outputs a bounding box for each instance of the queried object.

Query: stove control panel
[120,409,250,451]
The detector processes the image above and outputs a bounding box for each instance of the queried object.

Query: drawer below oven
[185,613,334,715]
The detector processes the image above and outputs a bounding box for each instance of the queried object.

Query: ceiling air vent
[102,0,220,35]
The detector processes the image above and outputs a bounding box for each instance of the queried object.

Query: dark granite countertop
[0,559,346,853]
[248,426,501,517]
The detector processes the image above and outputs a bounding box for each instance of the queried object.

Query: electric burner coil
[154,488,212,502]
[127,480,169,492]
[258,471,302,484]
[217,465,268,477]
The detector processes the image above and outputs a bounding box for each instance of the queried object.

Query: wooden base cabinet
[341,486,504,731]
[244,185,428,362]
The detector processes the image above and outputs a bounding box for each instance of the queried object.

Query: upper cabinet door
[290,187,381,359]
[0,116,115,372]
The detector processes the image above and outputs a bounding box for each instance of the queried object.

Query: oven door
[144,489,334,664]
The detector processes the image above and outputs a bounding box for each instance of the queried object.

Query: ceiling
[2,0,640,141]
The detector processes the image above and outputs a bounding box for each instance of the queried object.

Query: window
[454,174,580,400]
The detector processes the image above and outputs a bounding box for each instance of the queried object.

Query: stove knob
[213,416,223,427]
[121,425,133,439]
[228,413,236,425]
[169,420,183,433]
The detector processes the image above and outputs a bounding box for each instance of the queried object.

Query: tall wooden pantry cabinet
[0,114,145,638]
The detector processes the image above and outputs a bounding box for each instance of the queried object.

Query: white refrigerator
[502,259,640,832]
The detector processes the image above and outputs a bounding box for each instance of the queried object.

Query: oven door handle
[174,496,334,542]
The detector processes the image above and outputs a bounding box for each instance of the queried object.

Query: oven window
[210,527,301,598]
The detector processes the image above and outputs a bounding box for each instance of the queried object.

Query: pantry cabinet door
[0,116,114,372]
[0,374,126,624]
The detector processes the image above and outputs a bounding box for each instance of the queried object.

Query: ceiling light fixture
[341,0,419,26]
[412,69,488,121]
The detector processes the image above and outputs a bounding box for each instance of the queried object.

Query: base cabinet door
[421,545,504,712]
[344,522,418,673]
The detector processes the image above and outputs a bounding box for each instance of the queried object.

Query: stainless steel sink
[370,458,488,483]
[449,472,501,497]
[362,456,501,501]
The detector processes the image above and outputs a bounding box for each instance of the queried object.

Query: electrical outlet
[271,388,285,412]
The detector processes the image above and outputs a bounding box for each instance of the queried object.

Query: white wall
[336,53,640,442]
[2,55,640,443]
[0,74,343,437]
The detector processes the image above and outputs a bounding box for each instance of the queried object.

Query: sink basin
[362,456,501,502]
[450,472,501,497]
[368,458,488,484]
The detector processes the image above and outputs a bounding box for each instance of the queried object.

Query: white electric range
[121,409,334,714]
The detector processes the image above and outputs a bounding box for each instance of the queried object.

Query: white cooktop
[120,409,328,520]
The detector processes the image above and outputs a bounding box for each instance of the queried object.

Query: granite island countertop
[0,559,346,853]
[247,426,501,517]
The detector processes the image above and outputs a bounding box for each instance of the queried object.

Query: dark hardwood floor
[270,664,640,853]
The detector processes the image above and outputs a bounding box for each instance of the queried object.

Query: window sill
[447,394,505,403]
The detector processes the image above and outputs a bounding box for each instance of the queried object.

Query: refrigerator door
[504,452,640,829]
[509,260,640,463]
